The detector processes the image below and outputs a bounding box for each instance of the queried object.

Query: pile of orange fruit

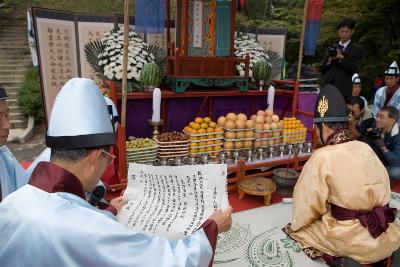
[282,117,307,144]
[183,117,223,137]
[183,117,224,156]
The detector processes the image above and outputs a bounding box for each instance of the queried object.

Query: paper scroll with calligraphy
[36,18,78,120]
[117,163,228,240]
[78,22,114,83]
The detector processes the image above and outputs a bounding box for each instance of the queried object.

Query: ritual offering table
[237,177,276,205]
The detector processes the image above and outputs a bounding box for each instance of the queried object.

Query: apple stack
[252,109,284,148]
[217,113,255,151]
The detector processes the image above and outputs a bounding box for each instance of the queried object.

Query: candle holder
[174,157,183,166]
[233,151,240,164]
[148,119,164,139]
[287,144,293,156]
[246,149,253,162]
[306,142,312,153]
[201,154,208,164]
[298,143,304,154]
[279,145,285,157]
[269,147,274,158]
[257,148,264,160]
[259,80,265,91]
[219,152,226,164]
[189,155,197,165]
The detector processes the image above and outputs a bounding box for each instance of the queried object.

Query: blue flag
[135,0,166,34]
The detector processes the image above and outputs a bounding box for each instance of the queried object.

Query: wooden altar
[165,0,250,92]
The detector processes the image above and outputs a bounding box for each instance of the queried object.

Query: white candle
[152,88,161,122]
[267,85,275,111]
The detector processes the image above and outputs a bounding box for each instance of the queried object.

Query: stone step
[10,119,27,129]
[0,57,32,62]
[0,75,24,82]
[0,69,28,75]
[5,92,19,100]
[0,81,24,88]
[9,105,22,112]
[6,98,18,105]
[0,33,27,39]
[0,27,28,33]
[0,46,30,51]
[0,64,32,70]
[9,112,26,120]
[0,37,28,42]
[0,42,29,48]
[0,50,31,56]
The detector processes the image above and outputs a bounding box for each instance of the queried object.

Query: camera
[365,128,383,141]
[328,43,343,57]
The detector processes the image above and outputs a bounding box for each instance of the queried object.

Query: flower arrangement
[84,26,166,86]
[234,35,282,81]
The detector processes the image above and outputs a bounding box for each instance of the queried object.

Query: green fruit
[253,60,271,82]
[139,62,162,86]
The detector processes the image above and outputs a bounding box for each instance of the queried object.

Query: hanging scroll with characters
[35,16,78,118]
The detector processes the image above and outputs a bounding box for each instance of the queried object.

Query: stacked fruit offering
[217,113,255,151]
[156,132,190,159]
[251,109,284,148]
[282,117,307,144]
[183,117,224,156]
[126,138,158,164]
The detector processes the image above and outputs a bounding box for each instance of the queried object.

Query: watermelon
[253,60,272,82]
[139,63,162,86]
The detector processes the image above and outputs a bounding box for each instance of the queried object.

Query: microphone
[87,185,106,206]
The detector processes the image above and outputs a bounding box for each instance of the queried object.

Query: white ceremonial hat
[352,73,361,84]
[46,78,116,149]
[384,61,399,76]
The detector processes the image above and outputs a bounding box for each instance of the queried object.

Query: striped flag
[304,0,324,56]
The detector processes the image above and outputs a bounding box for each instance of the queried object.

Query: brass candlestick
[148,119,164,139]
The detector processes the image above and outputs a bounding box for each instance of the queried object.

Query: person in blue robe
[0,78,232,266]
[373,61,400,117]
[0,84,28,202]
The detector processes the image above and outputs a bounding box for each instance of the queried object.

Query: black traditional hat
[0,84,7,100]
[314,84,348,123]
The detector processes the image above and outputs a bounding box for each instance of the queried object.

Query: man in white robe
[0,84,28,201]
[0,78,232,267]
[373,61,400,117]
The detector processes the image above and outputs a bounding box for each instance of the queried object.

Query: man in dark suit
[321,18,364,100]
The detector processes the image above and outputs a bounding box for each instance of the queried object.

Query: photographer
[321,18,364,100]
[371,106,400,179]
[347,96,374,139]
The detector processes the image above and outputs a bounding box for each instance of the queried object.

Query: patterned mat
[213,192,400,267]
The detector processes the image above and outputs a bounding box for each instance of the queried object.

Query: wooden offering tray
[237,177,277,205]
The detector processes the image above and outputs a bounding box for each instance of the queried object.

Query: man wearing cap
[0,84,28,202]
[321,18,364,100]
[351,73,368,108]
[373,61,400,117]
[283,84,400,266]
[0,78,232,266]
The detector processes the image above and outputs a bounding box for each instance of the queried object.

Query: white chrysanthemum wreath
[98,26,156,81]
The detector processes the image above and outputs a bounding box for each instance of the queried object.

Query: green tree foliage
[239,0,400,100]
[18,68,44,123]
